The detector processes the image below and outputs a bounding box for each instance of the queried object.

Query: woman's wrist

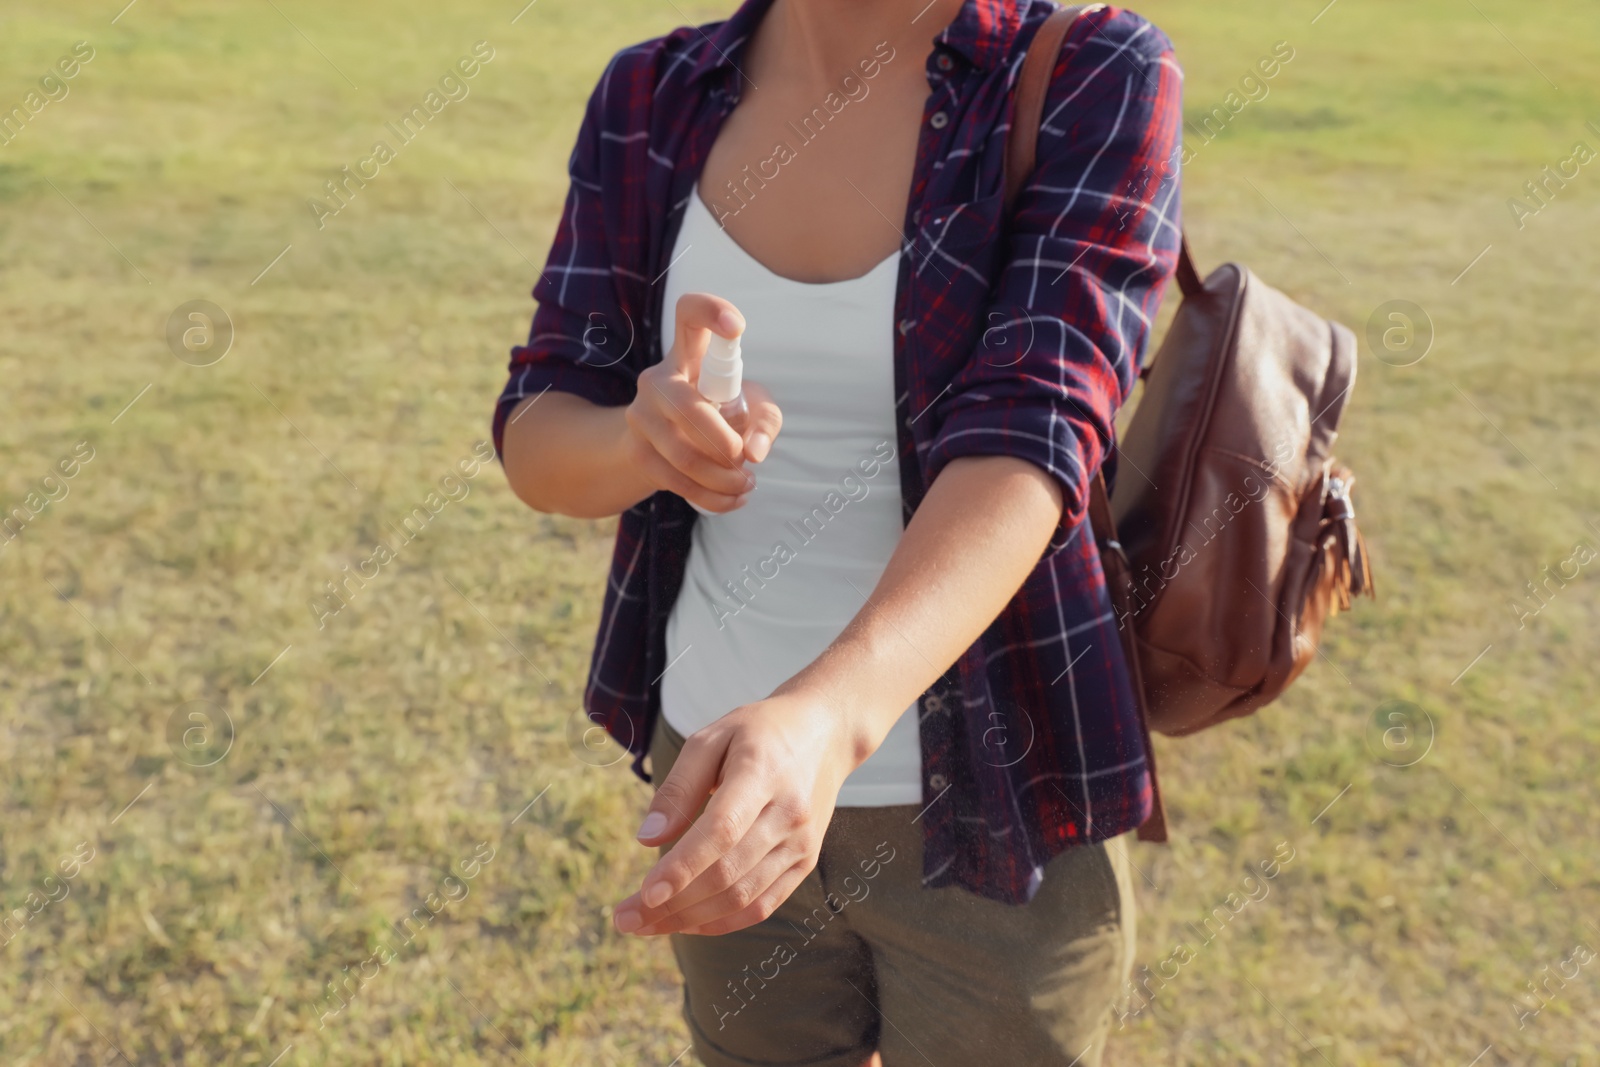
[773,642,907,775]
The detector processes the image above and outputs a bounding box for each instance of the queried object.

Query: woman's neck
[761,0,968,93]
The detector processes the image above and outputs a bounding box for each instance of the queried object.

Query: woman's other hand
[623,292,783,513]
[612,685,868,937]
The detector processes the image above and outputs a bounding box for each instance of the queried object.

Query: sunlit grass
[1,0,1597,1063]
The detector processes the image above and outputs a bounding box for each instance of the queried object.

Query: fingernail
[643,880,672,909]
[747,432,771,463]
[716,309,742,335]
[636,811,668,841]
[614,907,642,933]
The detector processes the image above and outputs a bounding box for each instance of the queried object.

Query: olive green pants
[648,716,1137,1067]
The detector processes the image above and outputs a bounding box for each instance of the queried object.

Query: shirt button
[898,318,916,335]
[929,110,949,129]
[935,53,954,72]
[929,774,949,791]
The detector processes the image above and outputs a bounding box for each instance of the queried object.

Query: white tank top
[657,185,923,807]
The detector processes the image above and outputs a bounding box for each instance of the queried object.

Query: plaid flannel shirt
[493,0,1183,904]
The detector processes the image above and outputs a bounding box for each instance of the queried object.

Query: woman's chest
[695,67,929,286]
[684,74,1010,310]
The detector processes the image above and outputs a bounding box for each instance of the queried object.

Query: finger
[635,448,750,513]
[640,372,748,475]
[739,381,783,464]
[634,729,729,849]
[636,759,772,913]
[667,292,745,380]
[633,834,806,936]
[632,805,790,926]
[610,887,650,935]
[628,390,754,496]
[633,407,755,499]
[678,858,816,937]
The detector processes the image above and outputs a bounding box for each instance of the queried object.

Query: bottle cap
[698,331,743,404]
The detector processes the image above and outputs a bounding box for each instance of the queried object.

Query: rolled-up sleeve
[924,21,1183,554]
[492,57,639,460]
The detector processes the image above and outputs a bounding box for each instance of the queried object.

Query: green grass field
[2,0,1597,1063]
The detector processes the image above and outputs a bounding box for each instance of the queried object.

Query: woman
[494,0,1182,1062]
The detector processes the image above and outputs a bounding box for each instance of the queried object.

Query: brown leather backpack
[1006,5,1375,842]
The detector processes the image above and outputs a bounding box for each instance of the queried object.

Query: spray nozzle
[698,331,743,404]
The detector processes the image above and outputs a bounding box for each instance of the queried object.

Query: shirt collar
[932,0,1028,72]
[686,0,1028,87]
[685,0,779,89]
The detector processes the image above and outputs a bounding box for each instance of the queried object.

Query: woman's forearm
[501,393,656,518]
[778,453,1067,768]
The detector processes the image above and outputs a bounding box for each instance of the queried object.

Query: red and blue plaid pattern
[493,0,1183,904]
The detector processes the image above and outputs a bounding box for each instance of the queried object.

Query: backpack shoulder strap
[1004,3,1202,297]
[1002,4,1091,215]
[1004,2,1170,843]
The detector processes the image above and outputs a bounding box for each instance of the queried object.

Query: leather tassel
[1347,523,1375,600]
[1321,529,1353,613]
[1313,466,1375,614]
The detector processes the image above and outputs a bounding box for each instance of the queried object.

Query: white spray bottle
[691,330,750,516]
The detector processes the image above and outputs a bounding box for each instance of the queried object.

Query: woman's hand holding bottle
[623,292,782,514]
